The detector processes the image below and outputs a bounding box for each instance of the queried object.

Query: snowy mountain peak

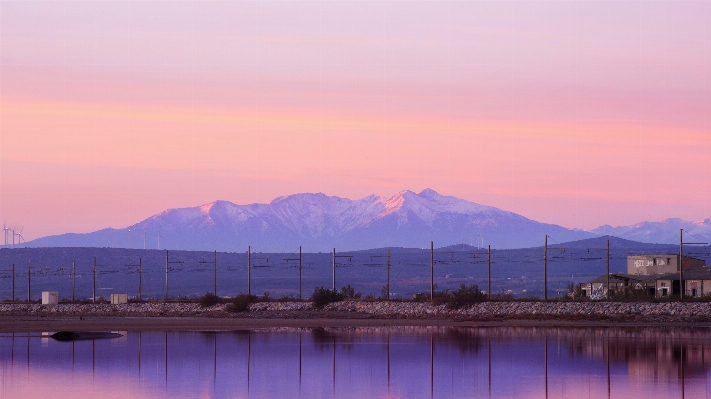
[418,188,441,198]
[200,202,215,214]
[591,218,711,245]
[27,189,597,251]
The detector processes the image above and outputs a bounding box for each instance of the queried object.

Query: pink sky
[1,1,710,241]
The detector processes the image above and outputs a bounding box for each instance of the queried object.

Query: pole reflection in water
[298,332,302,395]
[213,333,217,388]
[164,331,168,390]
[430,334,434,399]
[487,336,491,399]
[332,336,336,397]
[545,334,548,399]
[1,327,711,398]
[247,331,251,396]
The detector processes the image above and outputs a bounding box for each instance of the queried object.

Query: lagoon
[1,326,709,398]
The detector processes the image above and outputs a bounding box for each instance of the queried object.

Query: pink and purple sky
[1,1,710,241]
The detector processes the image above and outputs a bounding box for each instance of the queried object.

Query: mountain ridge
[22,189,709,251]
[590,218,711,245]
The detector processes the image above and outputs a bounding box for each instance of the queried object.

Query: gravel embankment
[1,301,711,322]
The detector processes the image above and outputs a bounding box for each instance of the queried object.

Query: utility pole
[284,246,303,299]
[469,246,492,299]
[127,258,143,301]
[587,239,611,298]
[27,259,31,302]
[606,239,610,297]
[332,248,352,292]
[430,241,434,301]
[488,245,491,300]
[165,250,184,300]
[72,259,76,302]
[544,236,548,301]
[300,246,302,300]
[387,248,391,301]
[370,249,392,300]
[248,246,251,296]
[166,251,169,299]
[199,251,218,296]
[91,256,111,303]
[680,229,708,300]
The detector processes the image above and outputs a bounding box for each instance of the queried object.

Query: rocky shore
[1,300,710,323]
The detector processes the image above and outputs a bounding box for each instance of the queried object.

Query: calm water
[1,327,710,398]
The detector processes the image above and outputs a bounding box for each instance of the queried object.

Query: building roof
[585,267,711,284]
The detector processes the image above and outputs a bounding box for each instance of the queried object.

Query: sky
[1,1,710,241]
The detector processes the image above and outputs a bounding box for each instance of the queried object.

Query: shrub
[432,284,487,309]
[380,285,389,300]
[490,291,515,301]
[199,292,221,308]
[449,284,487,308]
[340,285,362,299]
[226,294,256,313]
[311,287,343,307]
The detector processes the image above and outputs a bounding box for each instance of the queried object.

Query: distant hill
[591,218,711,245]
[1,236,701,300]
[24,189,595,252]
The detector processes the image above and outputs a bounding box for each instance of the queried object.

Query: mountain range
[23,189,709,252]
[591,218,711,245]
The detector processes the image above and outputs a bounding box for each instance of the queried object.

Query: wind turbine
[3,223,8,247]
[128,229,131,249]
[155,231,163,250]
[13,227,24,248]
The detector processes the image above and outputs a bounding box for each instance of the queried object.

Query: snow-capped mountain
[591,218,711,245]
[25,189,595,251]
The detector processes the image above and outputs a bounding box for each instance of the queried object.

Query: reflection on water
[1,327,711,398]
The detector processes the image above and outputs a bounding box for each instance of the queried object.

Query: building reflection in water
[1,327,710,398]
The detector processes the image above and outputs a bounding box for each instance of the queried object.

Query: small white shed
[111,293,128,304]
[42,291,59,305]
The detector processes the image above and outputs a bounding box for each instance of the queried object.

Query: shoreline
[3,300,711,331]
[3,316,711,333]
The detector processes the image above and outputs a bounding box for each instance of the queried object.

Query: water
[1,326,709,398]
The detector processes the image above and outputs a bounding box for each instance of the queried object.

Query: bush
[450,284,487,308]
[226,294,256,313]
[433,284,487,309]
[490,291,515,301]
[199,292,221,308]
[311,287,343,307]
[380,285,389,300]
[340,285,362,299]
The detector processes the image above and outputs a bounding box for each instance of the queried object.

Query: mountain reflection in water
[1,327,710,398]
